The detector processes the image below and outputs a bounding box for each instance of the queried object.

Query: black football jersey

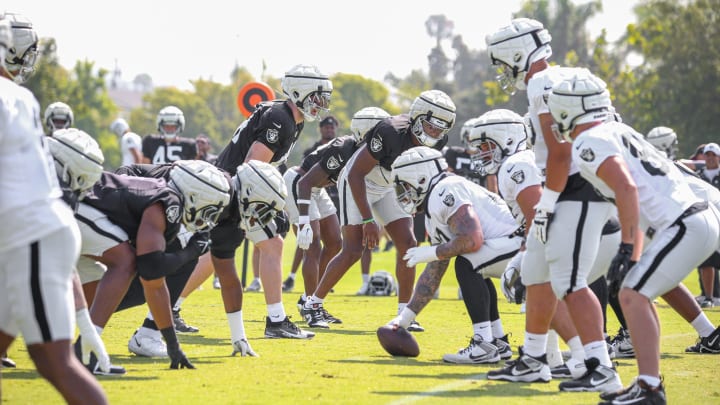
[443,146,487,186]
[365,116,448,171]
[300,135,358,184]
[142,136,197,164]
[215,101,304,175]
[115,163,173,179]
[81,172,182,244]
[302,140,326,158]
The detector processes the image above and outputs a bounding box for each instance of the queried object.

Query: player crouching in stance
[385,147,522,363]
[547,69,720,405]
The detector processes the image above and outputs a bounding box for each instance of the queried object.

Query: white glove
[533,188,560,244]
[403,246,439,267]
[501,251,524,303]
[76,308,110,373]
[386,307,416,329]
[231,338,259,357]
[296,216,313,250]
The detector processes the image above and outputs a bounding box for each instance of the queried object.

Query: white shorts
[75,202,128,257]
[283,168,337,224]
[76,255,107,284]
[625,206,720,299]
[337,173,410,227]
[461,235,523,278]
[522,200,615,298]
[0,225,79,344]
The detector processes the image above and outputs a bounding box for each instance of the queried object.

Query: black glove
[274,210,290,236]
[167,342,195,369]
[187,231,211,256]
[607,242,637,297]
[161,327,195,370]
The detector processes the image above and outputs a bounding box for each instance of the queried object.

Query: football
[376,325,420,357]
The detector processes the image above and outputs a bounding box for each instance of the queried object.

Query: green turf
[3,235,720,404]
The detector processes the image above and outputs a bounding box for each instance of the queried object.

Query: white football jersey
[527,65,582,176]
[497,150,543,226]
[572,121,701,232]
[120,131,142,166]
[0,77,73,251]
[425,175,518,245]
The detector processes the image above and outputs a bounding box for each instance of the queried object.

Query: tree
[425,14,454,84]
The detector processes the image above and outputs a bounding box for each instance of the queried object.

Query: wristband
[296,199,311,205]
[362,217,375,224]
[298,215,310,225]
[537,188,561,209]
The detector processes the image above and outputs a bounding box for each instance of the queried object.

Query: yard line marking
[388,373,486,404]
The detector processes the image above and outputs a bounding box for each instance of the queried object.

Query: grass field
[3,234,720,404]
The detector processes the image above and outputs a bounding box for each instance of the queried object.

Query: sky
[10,0,639,90]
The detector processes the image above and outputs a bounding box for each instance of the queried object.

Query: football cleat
[558,358,623,393]
[685,325,720,354]
[231,339,259,357]
[282,276,295,293]
[609,327,634,358]
[407,320,425,332]
[492,334,513,360]
[321,307,342,324]
[599,378,666,405]
[550,357,587,379]
[245,278,262,292]
[128,329,168,358]
[487,353,551,383]
[173,308,199,333]
[213,276,221,289]
[1,356,15,368]
[443,335,500,364]
[300,305,329,329]
[264,316,315,339]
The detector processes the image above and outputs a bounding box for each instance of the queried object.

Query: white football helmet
[368,270,396,296]
[156,106,185,139]
[546,68,612,143]
[235,160,288,232]
[467,109,528,176]
[1,13,38,83]
[281,64,333,122]
[460,117,481,148]
[110,118,130,137]
[47,128,104,195]
[646,126,678,160]
[44,102,74,133]
[486,18,552,95]
[169,160,231,233]
[391,146,449,214]
[0,18,10,70]
[409,90,456,147]
[350,107,390,143]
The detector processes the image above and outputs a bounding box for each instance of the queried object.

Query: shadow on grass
[177,334,227,345]
[331,357,437,366]
[2,369,159,382]
[315,329,375,336]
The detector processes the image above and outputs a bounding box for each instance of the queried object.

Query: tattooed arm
[435,204,484,259]
[407,259,450,314]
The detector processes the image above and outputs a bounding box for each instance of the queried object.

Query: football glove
[533,188,560,244]
[76,308,110,374]
[403,246,438,267]
[296,216,313,250]
[231,339,259,357]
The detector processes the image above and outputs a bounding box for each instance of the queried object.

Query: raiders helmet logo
[266,128,279,143]
[326,156,340,170]
[511,170,525,184]
[580,148,595,162]
[165,205,180,224]
[443,193,455,207]
[370,136,383,152]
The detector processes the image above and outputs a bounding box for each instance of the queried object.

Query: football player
[142,106,196,164]
[301,90,455,332]
[110,117,143,166]
[485,18,622,393]
[547,69,720,405]
[76,160,230,369]
[385,146,522,363]
[288,107,389,327]
[43,101,73,135]
[211,64,331,338]
[469,109,619,381]
[0,13,107,403]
